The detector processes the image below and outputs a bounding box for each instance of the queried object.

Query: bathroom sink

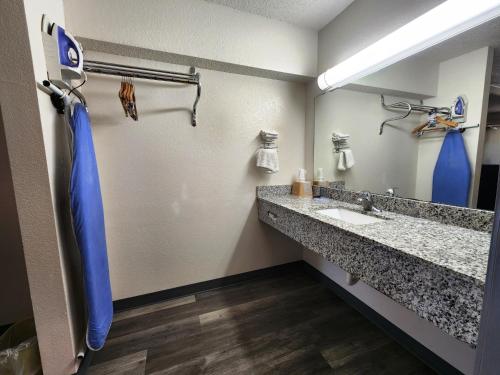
[317,208,385,225]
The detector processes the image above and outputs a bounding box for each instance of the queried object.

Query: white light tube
[317,0,500,91]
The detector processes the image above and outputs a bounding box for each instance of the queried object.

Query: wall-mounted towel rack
[379,95,451,135]
[83,60,201,126]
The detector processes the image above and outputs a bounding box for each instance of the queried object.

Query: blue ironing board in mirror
[432,130,471,207]
[69,103,113,351]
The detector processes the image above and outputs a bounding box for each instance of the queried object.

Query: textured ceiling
[204,0,355,30]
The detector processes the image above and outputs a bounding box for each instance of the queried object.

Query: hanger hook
[379,102,411,135]
[191,73,201,127]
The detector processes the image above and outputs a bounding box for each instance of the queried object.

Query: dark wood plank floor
[88,268,437,374]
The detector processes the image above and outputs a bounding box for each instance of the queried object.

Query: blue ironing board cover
[432,130,471,207]
[70,103,113,351]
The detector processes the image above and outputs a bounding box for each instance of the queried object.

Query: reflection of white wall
[415,47,493,205]
[350,57,439,99]
[484,86,500,164]
[314,89,420,197]
[483,128,500,164]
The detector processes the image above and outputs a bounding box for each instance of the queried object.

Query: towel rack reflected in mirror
[379,95,451,135]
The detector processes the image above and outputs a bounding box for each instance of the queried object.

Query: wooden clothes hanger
[118,76,129,117]
[411,113,459,135]
[127,77,138,121]
[118,76,138,121]
[435,116,458,128]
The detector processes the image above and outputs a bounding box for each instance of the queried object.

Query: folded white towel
[332,131,349,140]
[337,149,355,171]
[261,129,279,137]
[257,148,279,173]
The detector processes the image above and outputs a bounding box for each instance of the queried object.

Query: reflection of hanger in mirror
[379,95,452,135]
[411,122,430,135]
[411,114,459,136]
[435,116,458,128]
[413,121,479,137]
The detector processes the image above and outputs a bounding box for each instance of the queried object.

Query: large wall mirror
[314,17,500,210]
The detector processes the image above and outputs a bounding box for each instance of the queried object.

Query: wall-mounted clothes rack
[83,60,202,126]
[379,95,451,135]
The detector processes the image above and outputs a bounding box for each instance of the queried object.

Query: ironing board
[69,103,113,350]
[432,130,471,207]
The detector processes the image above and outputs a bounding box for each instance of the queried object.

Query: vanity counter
[257,189,492,346]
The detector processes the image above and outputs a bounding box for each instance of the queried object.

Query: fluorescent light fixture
[317,0,500,91]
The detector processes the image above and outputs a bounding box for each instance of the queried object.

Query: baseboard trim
[302,262,463,375]
[113,261,304,312]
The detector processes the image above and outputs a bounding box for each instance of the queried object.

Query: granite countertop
[257,187,492,346]
[260,194,491,284]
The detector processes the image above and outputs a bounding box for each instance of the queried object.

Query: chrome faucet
[386,187,398,197]
[357,191,381,212]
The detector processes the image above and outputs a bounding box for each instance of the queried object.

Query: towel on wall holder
[338,149,355,171]
[257,130,279,173]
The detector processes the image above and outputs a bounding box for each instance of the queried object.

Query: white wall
[303,250,476,375]
[0,0,84,374]
[81,51,304,300]
[22,0,85,365]
[64,0,318,78]
[314,89,420,197]
[415,47,493,205]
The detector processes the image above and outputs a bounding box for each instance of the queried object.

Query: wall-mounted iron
[41,15,83,88]
[40,15,87,114]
